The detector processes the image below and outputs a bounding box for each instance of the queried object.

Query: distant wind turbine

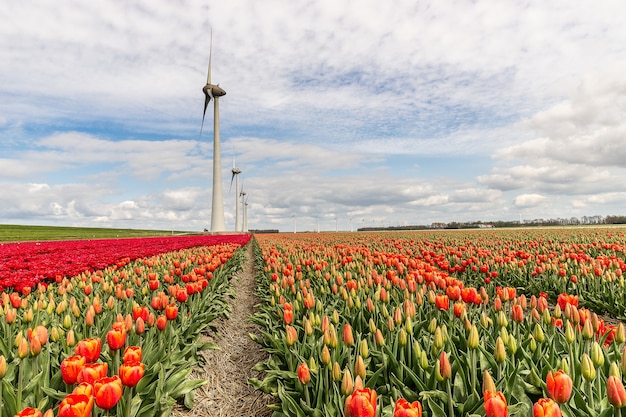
[200,31,227,232]
[230,157,242,232]
[243,193,249,233]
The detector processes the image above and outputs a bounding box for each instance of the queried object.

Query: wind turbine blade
[207,30,213,85]
[199,88,213,138]
[229,171,235,193]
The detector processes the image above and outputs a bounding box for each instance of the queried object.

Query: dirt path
[172,241,273,417]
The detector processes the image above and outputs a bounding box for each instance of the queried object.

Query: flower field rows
[0,235,249,292]
[250,228,626,417]
[0,234,250,417]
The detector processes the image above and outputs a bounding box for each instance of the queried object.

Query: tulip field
[2,227,626,417]
[0,234,251,417]
[250,228,626,417]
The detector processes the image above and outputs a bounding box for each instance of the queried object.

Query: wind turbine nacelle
[203,84,226,97]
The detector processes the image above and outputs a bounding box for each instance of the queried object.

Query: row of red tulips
[1,234,250,417]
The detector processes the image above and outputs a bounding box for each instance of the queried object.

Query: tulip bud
[480,311,492,329]
[369,318,376,334]
[405,316,413,334]
[565,322,576,344]
[433,327,444,351]
[610,362,622,379]
[533,323,545,343]
[591,342,605,368]
[494,337,506,364]
[355,355,367,380]
[308,356,317,373]
[439,351,451,380]
[499,327,509,346]
[341,368,354,395]
[581,353,596,381]
[332,361,342,381]
[375,329,385,347]
[66,329,76,347]
[617,323,626,345]
[542,309,552,325]
[482,370,496,394]
[419,350,429,370]
[529,335,537,352]
[581,320,594,340]
[30,335,42,356]
[343,323,354,346]
[359,339,369,359]
[428,318,437,334]
[608,375,626,408]
[507,335,517,355]
[17,336,29,359]
[560,358,570,375]
[398,328,407,346]
[321,345,331,367]
[497,311,508,328]
[467,324,479,350]
[0,355,6,378]
[63,314,72,329]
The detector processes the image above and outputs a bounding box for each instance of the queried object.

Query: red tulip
[14,407,43,417]
[345,387,377,417]
[608,375,626,408]
[285,325,298,346]
[533,398,562,417]
[58,394,94,417]
[93,375,123,410]
[484,391,508,417]
[119,361,145,387]
[106,321,127,351]
[74,338,102,363]
[394,398,422,417]
[546,370,572,404]
[60,355,86,385]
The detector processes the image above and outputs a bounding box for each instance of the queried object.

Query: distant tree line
[356,214,626,232]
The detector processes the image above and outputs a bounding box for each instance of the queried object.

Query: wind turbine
[239,181,248,233]
[200,31,227,232]
[230,157,242,232]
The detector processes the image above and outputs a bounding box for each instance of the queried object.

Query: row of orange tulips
[250,229,626,417]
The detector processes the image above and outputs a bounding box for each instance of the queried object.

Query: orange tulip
[297,362,311,385]
[106,321,127,351]
[343,323,355,346]
[119,361,145,387]
[512,304,524,323]
[156,315,167,331]
[435,294,449,311]
[546,370,572,404]
[77,362,108,385]
[608,375,626,408]
[394,398,422,417]
[345,387,377,417]
[58,394,94,417]
[72,382,94,397]
[285,325,298,346]
[93,375,123,410]
[165,304,178,320]
[484,391,508,417]
[122,346,142,364]
[60,355,86,385]
[74,338,102,363]
[14,407,43,417]
[533,398,562,417]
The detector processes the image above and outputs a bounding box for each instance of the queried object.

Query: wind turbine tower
[200,32,227,232]
[230,161,242,232]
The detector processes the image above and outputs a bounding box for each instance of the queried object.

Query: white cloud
[514,194,547,208]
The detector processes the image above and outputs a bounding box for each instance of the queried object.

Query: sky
[1,1,626,232]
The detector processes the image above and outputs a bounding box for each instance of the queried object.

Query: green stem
[586,379,595,412]
[615,406,622,417]
[446,379,454,417]
[124,387,133,417]
[16,360,23,411]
